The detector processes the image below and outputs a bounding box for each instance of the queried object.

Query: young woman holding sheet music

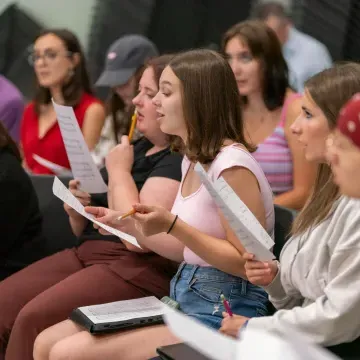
[0,55,182,360]
[33,49,275,360]
[220,63,360,360]
[21,29,106,175]
[0,122,46,281]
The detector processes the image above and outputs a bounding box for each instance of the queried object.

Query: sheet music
[164,308,339,360]
[52,100,108,193]
[33,154,73,176]
[237,326,340,360]
[52,176,141,248]
[194,163,275,261]
[164,307,238,360]
[78,296,164,324]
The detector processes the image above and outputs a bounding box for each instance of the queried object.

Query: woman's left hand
[105,135,134,174]
[132,203,175,236]
[219,313,249,338]
[85,206,130,234]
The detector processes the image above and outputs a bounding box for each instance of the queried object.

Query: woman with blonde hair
[220,63,360,359]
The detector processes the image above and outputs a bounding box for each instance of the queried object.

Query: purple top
[0,75,24,143]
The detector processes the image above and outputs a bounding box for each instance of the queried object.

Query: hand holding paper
[53,100,108,193]
[52,177,141,248]
[163,307,238,360]
[194,163,275,261]
[243,252,278,286]
[164,307,339,360]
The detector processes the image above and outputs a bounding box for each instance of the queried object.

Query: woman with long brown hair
[34,49,274,360]
[0,55,182,360]
[0,122,45,280]
[21,29,105,174]
[223,20,317,210]
[220,63,360,359]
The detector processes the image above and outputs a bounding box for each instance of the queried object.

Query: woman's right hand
[243,253,278,286]
[63,179,91,219]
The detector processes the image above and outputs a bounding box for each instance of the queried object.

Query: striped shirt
[252,94,301,195]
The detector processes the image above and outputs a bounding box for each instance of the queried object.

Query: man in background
[253,1,332,93]
[0,75,24,143]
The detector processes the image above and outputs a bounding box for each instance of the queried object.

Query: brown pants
[0,240,175,360]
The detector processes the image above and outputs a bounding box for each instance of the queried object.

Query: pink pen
[221,294,233,317]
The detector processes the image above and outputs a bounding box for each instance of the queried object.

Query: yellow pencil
[116,208,137,221]
[128,110,137,141]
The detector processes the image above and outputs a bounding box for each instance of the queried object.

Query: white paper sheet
[194,163,275,261]
[52,100,108,193]
[52,176,141,248]
[78,296,164,324]
[163,307,238,360]
[33,154,73,176]
[238,326,340,360]
[164,307,339,360]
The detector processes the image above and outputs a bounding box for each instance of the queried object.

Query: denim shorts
[170,262,269,330]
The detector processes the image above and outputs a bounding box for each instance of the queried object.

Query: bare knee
[33,329,54,360]
[50,339,89,360]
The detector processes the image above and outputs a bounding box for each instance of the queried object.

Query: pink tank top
[171,145,275,266]
[252,93,302,194]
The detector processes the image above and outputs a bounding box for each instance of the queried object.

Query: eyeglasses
[27,48,73,66]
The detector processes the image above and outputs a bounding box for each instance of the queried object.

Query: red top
[21,93,101,174]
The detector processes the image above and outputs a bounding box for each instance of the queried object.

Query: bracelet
[167,215,178,234]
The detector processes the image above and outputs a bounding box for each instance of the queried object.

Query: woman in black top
[0,55,182,360]
[0,122,45,280]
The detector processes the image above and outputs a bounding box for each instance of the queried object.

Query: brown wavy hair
[167,49,255,163]
[222,20,289,111]
[292,62,360,235]
[33,29,93,114]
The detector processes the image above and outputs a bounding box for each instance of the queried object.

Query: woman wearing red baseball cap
[327,93,360,198]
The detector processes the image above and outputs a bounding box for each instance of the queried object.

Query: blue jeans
[170,262,269,330]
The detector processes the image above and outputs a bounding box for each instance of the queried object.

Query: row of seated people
[0,47,359,360]
[2,4,333,211]
[0,18,321,280]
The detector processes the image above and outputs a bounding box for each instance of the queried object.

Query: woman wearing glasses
[21,29,105,174]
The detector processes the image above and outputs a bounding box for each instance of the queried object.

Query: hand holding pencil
[128,110,137,142]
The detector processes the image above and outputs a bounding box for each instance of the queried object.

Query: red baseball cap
[337,93,360,148]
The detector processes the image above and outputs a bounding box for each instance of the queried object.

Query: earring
[68,68,75,77]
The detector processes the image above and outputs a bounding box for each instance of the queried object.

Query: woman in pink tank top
[223,20,317,210]
[34,49,275,359]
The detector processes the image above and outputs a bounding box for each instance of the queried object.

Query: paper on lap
[52,99,107,193]
[163,307,238,360]
[238,325,340,360]
[33,154,73,176]
[52,176,141,248]
[164,308,339,360]
[194,163,275,261]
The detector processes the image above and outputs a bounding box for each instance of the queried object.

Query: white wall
[1,0,96,50]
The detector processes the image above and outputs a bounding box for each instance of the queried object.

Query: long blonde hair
[292,63,360,235]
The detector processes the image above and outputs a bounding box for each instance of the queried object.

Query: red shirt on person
[21,93,101,174]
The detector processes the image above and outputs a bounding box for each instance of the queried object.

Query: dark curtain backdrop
[87,0,252,99]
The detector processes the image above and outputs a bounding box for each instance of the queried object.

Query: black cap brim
[95,68,136,87]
